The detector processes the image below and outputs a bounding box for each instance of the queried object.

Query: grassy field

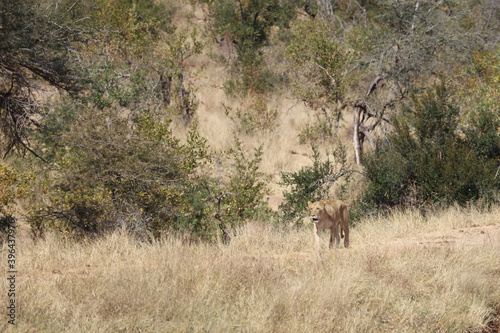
[1,206,499,332]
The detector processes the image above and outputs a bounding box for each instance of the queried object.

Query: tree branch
[366,75,383,97]
[316,63,336,88]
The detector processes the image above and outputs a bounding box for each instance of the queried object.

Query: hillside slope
[171,3,359,210]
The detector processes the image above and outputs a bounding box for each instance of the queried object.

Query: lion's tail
[340,227,344,239]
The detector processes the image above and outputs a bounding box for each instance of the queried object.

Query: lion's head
[308,200,325,223]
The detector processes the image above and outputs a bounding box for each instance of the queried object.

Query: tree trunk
[160,73,172,105]
[334,100,342,137]
[353,101,363,165]
[178,73,191,124]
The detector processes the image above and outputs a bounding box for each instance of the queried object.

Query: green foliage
[73,0,173,57]
[210,0,297,65]
[201,138,272,241]
[0,162,32,242]
[29,106,210,239]
[0,162,32,243]
[208,0,298,93]
[464,107,500,160]
[161,29,204,122]
[143,136,272,243]
[287,19,350,109]
[458,47,500,160]
[31,96,270,241]
[6,0,500,241]
[0,163,31,216]
[280,141,353,223]
[225,139,271,222]
[347,0,474,82]
[0,0,87,158]
[363,81,500,209]
[0,0,174,159]
[287,18,350,143]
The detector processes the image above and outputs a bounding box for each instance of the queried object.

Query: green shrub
[29,107,209,239]
[363,81,500,209]
[208,0,298,94]
[206,138,272,242]
[279,141,353,223]
[31,100,271,242]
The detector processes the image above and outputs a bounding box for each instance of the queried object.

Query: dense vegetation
[1,0,499,241]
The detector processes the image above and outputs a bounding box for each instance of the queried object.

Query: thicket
[206,0,299,93]
[278,0,499,221]
[362,82,500,209]
[287,19,351,142]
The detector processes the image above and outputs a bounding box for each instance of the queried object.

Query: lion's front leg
[315,225,321,249]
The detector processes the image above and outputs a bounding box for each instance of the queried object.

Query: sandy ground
[366,223,500,251]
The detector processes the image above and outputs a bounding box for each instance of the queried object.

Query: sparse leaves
[287,19,350,142]
[280,141,354,222]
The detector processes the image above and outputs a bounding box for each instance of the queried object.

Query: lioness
[308,200,349,249]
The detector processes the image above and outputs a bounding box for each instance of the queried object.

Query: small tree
[280,141,354,223]
[0,0,86,159]
[345,0,492,164]
[198,138,271,242]
[160,29,203,123]
[207,0,298,92]
[0,0,174,159]
[287,19,350,141]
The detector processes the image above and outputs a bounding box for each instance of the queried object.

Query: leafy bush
[363,81,500,209]
[279,141,353,223]
[169,138,272,243]
[31,98,271,242]
[0,163,31,217]
[29,107,210,239]
[209,0,296,67]
[287,19,349,111]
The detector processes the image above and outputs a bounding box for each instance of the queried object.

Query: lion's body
[308,200,349,248]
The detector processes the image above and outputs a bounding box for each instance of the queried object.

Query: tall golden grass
[2,206,499,332]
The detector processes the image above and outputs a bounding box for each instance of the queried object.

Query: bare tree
[349,0,483,164]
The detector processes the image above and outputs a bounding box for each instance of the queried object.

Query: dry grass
[2,206,499,332]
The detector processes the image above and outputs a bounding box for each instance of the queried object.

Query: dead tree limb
[353,100,364,165]
[353,75,398,165]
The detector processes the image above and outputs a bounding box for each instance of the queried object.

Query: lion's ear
[307,201,312,207]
